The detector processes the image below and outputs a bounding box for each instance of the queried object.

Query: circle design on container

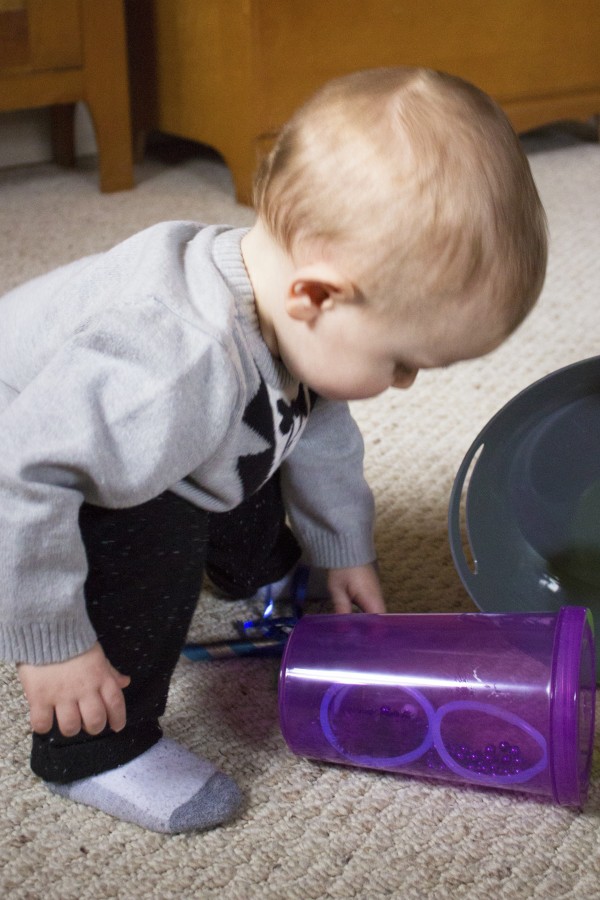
[319,684,435,768]
[432,700,548,785]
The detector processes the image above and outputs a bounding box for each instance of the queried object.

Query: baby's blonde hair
[254,67,547,336]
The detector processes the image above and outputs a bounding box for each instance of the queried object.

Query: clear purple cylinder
[278,608,595,806]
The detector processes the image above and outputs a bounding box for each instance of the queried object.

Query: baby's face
[277,288,504,402]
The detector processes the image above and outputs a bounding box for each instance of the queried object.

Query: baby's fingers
[28,700,55,736]
[110,666,131,690]
[100,681,127,733]
[329,588,353,615]
[78,693,109,736]
[54,700,83,737]
[354,593,386,614]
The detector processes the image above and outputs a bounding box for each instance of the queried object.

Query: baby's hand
[17,642,131,737]
[327,563,386,614]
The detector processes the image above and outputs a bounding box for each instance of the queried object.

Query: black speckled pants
[31,476,300,783]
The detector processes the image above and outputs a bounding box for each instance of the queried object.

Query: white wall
[0,104,97,169]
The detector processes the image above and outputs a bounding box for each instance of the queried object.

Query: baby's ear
[286,263,354,321]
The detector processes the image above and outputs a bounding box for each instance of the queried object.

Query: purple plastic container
[279,608,595,806]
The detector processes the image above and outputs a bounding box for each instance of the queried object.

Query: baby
[0,67,547,833]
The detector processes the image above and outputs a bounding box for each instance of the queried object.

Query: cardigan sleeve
[280,397,376,568]
[0,302,239,665]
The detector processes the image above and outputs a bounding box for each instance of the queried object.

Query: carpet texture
[1,127,599,899]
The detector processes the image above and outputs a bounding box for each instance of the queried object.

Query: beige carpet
[1,127,600,899]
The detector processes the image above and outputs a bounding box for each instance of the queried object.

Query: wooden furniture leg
[50,103,76,168]
[80,0,133,192]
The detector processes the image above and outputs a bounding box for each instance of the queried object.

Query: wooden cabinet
[128,0,600,204]
[0,0,133,192]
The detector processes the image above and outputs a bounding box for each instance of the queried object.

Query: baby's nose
[392,366,419,389]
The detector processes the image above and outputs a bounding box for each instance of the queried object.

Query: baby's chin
[279,349,388,401]
[308,380,389,402]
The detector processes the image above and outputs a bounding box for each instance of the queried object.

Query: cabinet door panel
[254,0,600,127]
[0,4,28,68]
[0,0,81,74]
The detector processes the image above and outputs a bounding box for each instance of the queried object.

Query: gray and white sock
[48,737,243,833]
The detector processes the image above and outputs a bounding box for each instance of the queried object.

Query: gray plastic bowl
[449,356,600,679]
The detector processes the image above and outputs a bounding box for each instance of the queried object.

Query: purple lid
[550,606,596,806]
